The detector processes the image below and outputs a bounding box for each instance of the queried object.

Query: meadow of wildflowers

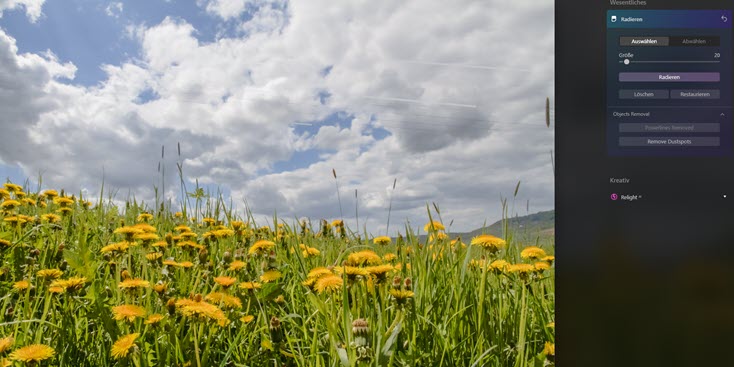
[0,182,554,366]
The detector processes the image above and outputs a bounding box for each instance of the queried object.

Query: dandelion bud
[165,233,173,245]
[269,316,283,343]
[167,298,176,315]
[198,248,208,262]
[105,286,113,299]
[403,277,412,291]
[59,260,68,271]
[121,269,131,280]
[194,293,203,302]
[223,251,232,263]
[352,318,369,336]
[392,276,402,289]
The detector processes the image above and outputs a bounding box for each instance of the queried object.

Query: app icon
[611,15,617,23]
[610,193,619,200]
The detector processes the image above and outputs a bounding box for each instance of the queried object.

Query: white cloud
[0,0,45,22]
[105,2,123,18]
[0,0,554,234]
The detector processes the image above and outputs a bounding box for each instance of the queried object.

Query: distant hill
[415,210,555,246]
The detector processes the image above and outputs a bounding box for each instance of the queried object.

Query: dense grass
[0,182,554,366]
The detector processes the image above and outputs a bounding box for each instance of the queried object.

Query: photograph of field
[0,183,554,366]
[0,0,553,365]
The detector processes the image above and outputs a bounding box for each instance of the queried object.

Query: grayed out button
[619,137,720,147]
[619,123,720,133]
[671,90,720,99]
[619,89,669,99]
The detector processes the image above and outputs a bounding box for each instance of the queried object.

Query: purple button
[619,72,720,82]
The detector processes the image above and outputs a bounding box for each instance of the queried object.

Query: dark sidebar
[557,1,734,366]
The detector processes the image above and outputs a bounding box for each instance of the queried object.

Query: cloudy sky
[0,0,554,235]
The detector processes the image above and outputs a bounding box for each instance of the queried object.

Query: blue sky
[0,0,554,234]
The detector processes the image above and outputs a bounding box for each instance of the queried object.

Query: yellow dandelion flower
[178,261,194,268]
[133,233,159,242]
[450,238,467,248]
[534,262,551,272]
[423,221,445,232]
[248,240,275,256]
[50,276,87,291]
[543,342,555,357]
[2,216,24,225]
[100,241,131,254]
[364,264,395,278]
[383,253,397,262]
[145,314,165,325]
[174,225,192,233]
[260,270,282,283]
[314,274,343,294]
[211,229,234,238]
[213,276,237,288]
[111,304,146,322]
[373,236,392,246]
[205,292,242,309]
[118,278,150,290]
[153,282,168,294]
[37,269,63,279]
[0,239,10,247]
[520,246,547,260]
[307,267,332,279]
[470,234,507,252]
[1,200,21,210]
[175,299,228,326]
[389,289,415,300]
[3,183,22,193]
[42,190,59,199]
[489,260,510,272]
[0,189,9,200]
[240,315,255,323]
[334,266,370,279]
[176,240,204,250]
[162,260,178,267]
[174,211,183,218]
[228,260,246,271]
[508,263,535,275]
[331,219,343,227]
[136,213,153,222]
[53,197,74,207]
[301,245,320,258]
[114,226,143,237]
[48,286,65,294]
[146,252,163,261]
[57,207,73,215]
[131,224,156,235]
[541,255,555,265]
[12,280,31,291]
[202,217,217,225]
[9,344,54,363]
[0,337,13,354]
[178,231,198,239]
[40,214,61,223]
[239,281,262,290]
[151,241,168,248]
[346,250,382,266]
[429,232,449,242]
[547,322,555,328]
[111,333,139,359]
